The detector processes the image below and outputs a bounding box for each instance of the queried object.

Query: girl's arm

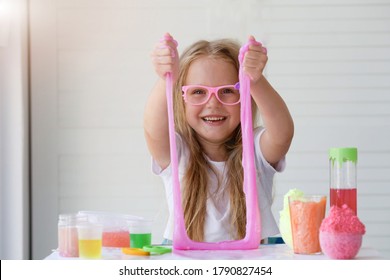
[144,34,179,170]
[243,36,294,166]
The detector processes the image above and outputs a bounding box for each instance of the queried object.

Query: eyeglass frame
[181,82,241,106]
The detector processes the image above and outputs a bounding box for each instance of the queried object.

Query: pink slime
[164,34,261,250]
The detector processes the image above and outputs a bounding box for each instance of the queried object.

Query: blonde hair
[173,39,258,241]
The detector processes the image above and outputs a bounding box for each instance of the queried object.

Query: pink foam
[320,231,362,259]
[320,204,365,234]
[319,204,365,259]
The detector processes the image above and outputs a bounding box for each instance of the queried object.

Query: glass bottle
[329,147,358,214]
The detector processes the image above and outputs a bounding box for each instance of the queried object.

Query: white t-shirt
[152,126,285,242]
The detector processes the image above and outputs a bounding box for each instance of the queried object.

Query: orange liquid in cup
[289,196,327,254]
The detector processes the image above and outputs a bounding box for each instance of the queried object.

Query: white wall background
[22,0,390,259]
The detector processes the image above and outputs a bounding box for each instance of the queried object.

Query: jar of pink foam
[319,231,363,259]
[319,205,365,259]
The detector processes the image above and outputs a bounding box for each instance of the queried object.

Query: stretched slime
[164,34,262,250]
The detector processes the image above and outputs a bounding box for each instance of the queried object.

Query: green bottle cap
[329,147,358,165]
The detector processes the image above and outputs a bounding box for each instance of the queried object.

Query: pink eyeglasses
[182,83,240,105]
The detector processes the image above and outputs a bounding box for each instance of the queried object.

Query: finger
[151,54,175,65]
[244,52,267,65]
[154,46,173,56]
[163,32,173,41]
[244,60,267,72]
[159,40,177,49]
[158,42,178,57]
[247,36,267,54]
[252,45,267,54]
[150,50,173,62]
[248,44,263,52]
[161,33,178,47]
[243,64,265,73]
[152,48,176,62]
[159,33,178,53]
[251,45,267,55]
[245,49,264,58]
[248,35,261,46]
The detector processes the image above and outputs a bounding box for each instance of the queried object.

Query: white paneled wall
[263,0,390,259]
[30,0,390,259]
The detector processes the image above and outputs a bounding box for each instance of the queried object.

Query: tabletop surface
[45,244,383,260]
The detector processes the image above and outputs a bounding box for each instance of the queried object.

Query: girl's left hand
[242,36,268,83]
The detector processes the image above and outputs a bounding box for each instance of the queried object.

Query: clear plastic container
[129,219,153,248]
[329,147,358,214]
[77,222,103,259]
[58,213,87,257]
[78,211,144,248]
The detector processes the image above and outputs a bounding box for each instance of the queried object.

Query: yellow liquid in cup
[78,239,102,259]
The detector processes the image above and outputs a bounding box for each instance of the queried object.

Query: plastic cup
[77,223,103,259]
[58,213,88,257]
[129,220,152,248]
[289,195,327,254]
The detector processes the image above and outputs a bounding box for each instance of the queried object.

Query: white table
[45,244,382,260]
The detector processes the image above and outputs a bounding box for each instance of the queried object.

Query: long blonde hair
[173,39,257,241]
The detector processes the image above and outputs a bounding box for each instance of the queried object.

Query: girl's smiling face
[184,56,240,147]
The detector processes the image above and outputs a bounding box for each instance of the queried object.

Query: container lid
[329,147,358,164]
[58,213,88,225]
[78,211,144,231]
[128,219,153,233]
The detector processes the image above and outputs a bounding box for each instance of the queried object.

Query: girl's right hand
[150,33,179,81]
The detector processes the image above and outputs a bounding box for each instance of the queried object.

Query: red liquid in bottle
[330,188,357,215]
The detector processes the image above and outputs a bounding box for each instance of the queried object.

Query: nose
[206,91,221,106]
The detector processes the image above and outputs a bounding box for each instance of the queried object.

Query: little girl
[144,33,294,243]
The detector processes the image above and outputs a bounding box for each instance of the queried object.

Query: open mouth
[202,116,227,123]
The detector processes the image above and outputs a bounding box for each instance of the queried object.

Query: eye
[190,88,207,95]
[220,87,236,95]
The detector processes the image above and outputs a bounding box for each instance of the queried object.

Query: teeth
[203,117,225,121]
